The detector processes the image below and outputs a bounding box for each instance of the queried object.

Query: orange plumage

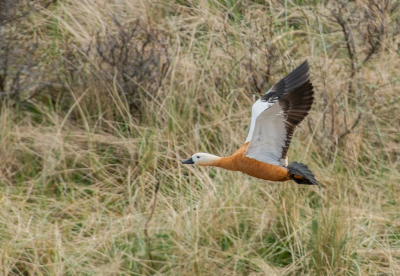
[208,143,290,182]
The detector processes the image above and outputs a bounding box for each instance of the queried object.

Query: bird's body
[182,61,318,185]
[204,142,291,182]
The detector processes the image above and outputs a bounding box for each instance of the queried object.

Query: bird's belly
[236,158,290,182]
[218,144,290,182]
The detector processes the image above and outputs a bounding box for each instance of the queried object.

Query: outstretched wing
[244,61,314,166]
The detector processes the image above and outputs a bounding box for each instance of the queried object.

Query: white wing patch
[245,99,274,143]
[244,102,287,166]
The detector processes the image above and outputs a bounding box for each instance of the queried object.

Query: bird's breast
[234,156,290,181]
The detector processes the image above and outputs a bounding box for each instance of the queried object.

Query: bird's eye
[197,156,200,159]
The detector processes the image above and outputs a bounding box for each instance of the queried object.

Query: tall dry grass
[0,0,399,275]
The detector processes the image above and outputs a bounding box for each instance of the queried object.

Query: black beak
[182,157,194,164]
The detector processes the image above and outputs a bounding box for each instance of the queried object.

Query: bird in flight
[182,61,318,185]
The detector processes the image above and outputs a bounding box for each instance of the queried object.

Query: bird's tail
[287,162,318,185]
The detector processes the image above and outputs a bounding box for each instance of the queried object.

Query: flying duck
[182,61,318,185]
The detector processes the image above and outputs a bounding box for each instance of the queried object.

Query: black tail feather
[287,162,318,185]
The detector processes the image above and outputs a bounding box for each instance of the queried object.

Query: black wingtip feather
[261,60,310,103]
[287,162,318,185]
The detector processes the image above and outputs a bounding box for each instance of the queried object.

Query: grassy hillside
[0,0,400,275]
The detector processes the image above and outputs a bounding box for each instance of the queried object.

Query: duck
[182,60,318,185]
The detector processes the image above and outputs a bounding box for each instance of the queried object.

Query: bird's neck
[205,143,249,170]
[206,156,238,171]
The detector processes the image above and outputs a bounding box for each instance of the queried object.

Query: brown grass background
[0,0,399,275]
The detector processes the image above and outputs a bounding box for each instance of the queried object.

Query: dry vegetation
[0,0,400,275]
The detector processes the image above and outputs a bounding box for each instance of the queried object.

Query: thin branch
[249,49,262,95]
[330,5,357,94]
[338,112,363,141]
